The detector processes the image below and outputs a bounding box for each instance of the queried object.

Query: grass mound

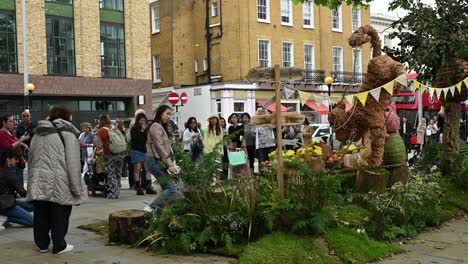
[325,227,402,263]
[238,232,333,264]
[78,220,108,236]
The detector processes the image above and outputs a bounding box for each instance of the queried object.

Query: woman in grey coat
[27,106,87,254]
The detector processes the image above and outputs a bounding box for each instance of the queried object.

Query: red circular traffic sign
[168,92,179,105]
[180,92,188,104]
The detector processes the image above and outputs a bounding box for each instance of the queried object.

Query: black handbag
[0,195,15,210]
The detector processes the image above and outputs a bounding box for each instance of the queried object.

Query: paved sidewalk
[377,216,468,264]
[0,180,236,264]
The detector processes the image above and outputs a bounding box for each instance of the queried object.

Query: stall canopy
[256,99,288,112]
[304,100,353,115]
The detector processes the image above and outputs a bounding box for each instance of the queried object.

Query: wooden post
[274,65,285,198]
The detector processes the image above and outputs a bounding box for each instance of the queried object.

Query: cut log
[354,169,389,194]
[108,209,146,244]
[382,163,409,187]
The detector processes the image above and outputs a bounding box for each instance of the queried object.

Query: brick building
[150,0,371,126]
[0,0,152,126]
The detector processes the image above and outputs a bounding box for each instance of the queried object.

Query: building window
[203,58,208,71]
[352,48,362,73]
[99,0,123,11]
[257,0,270,23]
[194,59,198,73]
[46,16,75,75]
[151,2,160,34]
[280,0,293,26]
[0,11,17,73]
[352,8,360,32]
[383,35,391,48]
[304,44,314,71]
[216,99,221,116]
[46,0,73,4]
[332,5,342,32]
[234,101,245,113]
[332,47,343,72]
[211,0,218,17]
[100,23,126,78]
[282,42,293,67]
[258,39,271,67]
[302,0,314,28]
[153,55,160,83]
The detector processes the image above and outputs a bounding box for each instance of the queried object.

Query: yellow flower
[285,150,295,157]
[314,148,322,156]
[348,145,357,152]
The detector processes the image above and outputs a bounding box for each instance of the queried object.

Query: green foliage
[363,174,443,240]
[78,221,108,236]
[325,227,402,264]
[414,143,443,174]
[238,233,332,264]
[386,0,468,84]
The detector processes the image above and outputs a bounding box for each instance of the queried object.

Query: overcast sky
[369,0,435,17]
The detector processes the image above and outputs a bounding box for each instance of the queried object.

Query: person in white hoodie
[182,117,203,161]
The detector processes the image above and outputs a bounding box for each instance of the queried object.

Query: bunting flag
[449,85,455,97]
[435,88,443,99]
[345,94,355,104]
[298,91,312,104]
[413,80,420,92]
[369,87,381,102]
[382,81,394,95]
[394,74,408,87]
[283,87,296,99]
[313,94,325,105]
[464,78,468,89]
[456,82,462,94]
[420,84,427,94]
[356,91,369,107]
[429,87,435,96]
[442,88,449,98]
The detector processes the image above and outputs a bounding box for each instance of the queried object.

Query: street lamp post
[22,0,30,110]
[325,76,334,148]
[26,83,35,109]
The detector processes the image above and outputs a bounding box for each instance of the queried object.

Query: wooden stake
[274,65,285,198]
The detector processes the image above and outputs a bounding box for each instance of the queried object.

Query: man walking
[400,117,413,152]
[15,110,38,148]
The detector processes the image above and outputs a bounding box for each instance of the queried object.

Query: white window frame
[151,2,160,34]
[258,39,271,67]
[233,101,246,114]
[211,0,218,17]
[303,44,315,71]
[280,0,293,26]
[153,55,161,83]
[257,0,270,23]
[194,59,198,73]
[282,41,294,67]
[332,46,343,73]
[383,34,391,48]
[302,0,314,29]
[351,8,361,32]
[352,48,362,74]
[203,58,208,71]
[331,5,342,32]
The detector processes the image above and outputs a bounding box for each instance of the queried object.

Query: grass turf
[325,227,402,264]
[78,220,109,236]
[238,232,333,264]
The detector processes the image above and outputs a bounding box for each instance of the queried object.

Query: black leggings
[246,145,255,170]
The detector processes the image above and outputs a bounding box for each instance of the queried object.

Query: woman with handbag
[145,105,180,213]
[182,117,203,162]
[0,149,32,227]
[227,113,250,178]
[417,118,427,145]
[0,115,30,187]
[27,106,87,254]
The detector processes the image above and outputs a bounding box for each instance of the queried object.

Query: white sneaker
[57,244,74,254]
[37,247,48,253]
[143,205,153,212]
[0,225,5,231]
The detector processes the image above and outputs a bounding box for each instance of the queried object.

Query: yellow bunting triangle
[313,94,325,105]
[429,88,435,96]
[298,91,312,104]
[345,94,355,104]
[464,77,468,89]
[356,91,369,107]
[413,80,420,92]
[442,88,449,98]
[435,88,443,99]
[382,81,394,95]
[456,82,462,93]
[394,74,408,86]
[420,84,427,94]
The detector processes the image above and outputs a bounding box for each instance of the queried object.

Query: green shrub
[238,233,332,264]
[414,143,442,173]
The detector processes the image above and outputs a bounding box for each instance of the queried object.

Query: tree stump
[108,209,146,244]
[354,169,389,194]
[382,163,409,187]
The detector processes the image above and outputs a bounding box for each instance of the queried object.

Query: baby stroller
[83,146,107,197]
[408,132,422,167]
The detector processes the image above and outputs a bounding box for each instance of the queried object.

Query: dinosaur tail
[348,25,381,58]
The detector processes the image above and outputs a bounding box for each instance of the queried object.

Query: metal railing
[304,69,326,83]
[330,71,365,84]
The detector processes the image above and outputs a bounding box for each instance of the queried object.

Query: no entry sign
[180,92,188,104]
[168,92,179,105]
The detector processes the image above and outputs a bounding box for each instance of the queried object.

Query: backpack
[104,127,128,154]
